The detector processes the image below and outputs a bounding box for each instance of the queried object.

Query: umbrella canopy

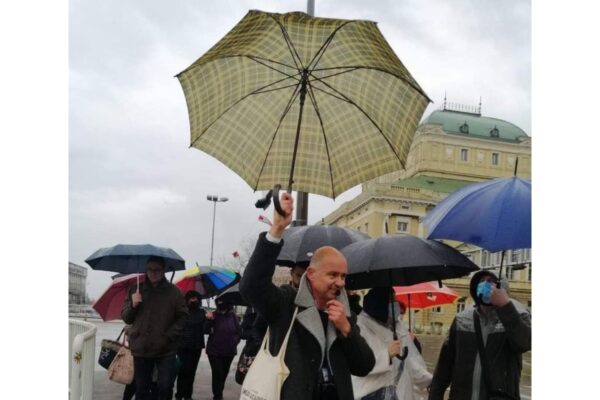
[422,176,531,252]
[175,265,240,299]
[343,235,479,290]
[92,274,145,321]
[215,282,248,306]
[176,10,430,198]
[394,281,459,309]
[278,225,369,267]
[85,244,186,274]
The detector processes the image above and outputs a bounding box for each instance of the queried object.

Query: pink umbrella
[93,274,145,321]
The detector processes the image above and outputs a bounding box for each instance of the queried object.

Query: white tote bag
[240,307,298,400]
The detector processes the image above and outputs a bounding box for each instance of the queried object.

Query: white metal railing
[69,319,97,400]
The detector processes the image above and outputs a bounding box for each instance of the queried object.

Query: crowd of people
[118,193,531,400]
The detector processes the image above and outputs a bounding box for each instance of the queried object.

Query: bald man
[240,193,375,400]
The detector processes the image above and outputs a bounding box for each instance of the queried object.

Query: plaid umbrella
[175,265,240,299]
[177,10,430,199]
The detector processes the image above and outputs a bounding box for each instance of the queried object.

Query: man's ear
[306,266,315,282]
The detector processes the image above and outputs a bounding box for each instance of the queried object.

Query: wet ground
[85,320,530,400]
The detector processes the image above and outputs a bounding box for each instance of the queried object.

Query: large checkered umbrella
[177,10,430,199]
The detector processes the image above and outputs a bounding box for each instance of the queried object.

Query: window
[493,252,502,266]
[431,306,442,313]
[456,298,466,313]
[492,152,499,165]
[507,267,516,281]
[460,148,469,161]
[397,221,408,232]
[528,265,532,281]
[364,223,368,232]
[510,250,520,263]
[481,251,490,267]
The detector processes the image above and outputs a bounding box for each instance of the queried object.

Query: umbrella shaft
[288,70,309,191]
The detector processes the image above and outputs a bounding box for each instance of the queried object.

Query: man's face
[306,254,347,301]
[290,266,305,289]
[146,261,165,284]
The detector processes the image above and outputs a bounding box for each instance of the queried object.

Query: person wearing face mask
[174,291,207,400]
[204,298,241,400]
[428,271,531,400]
[351,287,403,400]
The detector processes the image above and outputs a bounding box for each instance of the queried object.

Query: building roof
[421,109,528,142]
[391,175,473,193]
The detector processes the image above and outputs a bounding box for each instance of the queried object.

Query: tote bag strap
[116,327,125,342]
[275,306,299,357]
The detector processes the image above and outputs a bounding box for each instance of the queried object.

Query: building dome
[421,110,528,142]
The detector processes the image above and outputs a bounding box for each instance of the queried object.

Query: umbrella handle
[396,346,409,361]
[256,185,287,217]
[270,185,288,217]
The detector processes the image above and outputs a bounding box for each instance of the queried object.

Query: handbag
[473,311,516,400]
[107,331,134,385]
[98,327,125,370]
[240,307,298,400]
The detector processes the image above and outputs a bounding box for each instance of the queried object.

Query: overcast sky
[69,0,531,300]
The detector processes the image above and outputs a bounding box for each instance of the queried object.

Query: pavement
[93,357,241,400]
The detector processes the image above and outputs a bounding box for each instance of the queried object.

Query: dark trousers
[134,354,177,400]
[207,355,234,400]
[175,348,203,399]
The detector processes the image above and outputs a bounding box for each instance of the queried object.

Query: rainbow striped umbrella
[175,265,240,299]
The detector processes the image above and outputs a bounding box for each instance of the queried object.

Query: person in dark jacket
[122,256,189,400]
[239,192,376,400]
[429,270,531,400]
[175,290,207,400]
[205,298,241,400]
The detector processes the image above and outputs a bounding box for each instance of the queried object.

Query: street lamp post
[207,195,228,266]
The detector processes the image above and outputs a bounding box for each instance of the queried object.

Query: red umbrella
[93,274,145,321]
[394,281,459,330]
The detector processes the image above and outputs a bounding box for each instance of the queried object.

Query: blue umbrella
[85,244,186,274]
[422,176,531,279]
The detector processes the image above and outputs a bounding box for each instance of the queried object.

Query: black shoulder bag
[98,327,126,369]
[473,311,516,400]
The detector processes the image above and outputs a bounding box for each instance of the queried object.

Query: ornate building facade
[321,104,532,334]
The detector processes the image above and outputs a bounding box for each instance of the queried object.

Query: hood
[363,287,394,324]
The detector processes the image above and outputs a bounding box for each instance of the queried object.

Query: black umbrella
[215,283,248,306]
[343,235,478,357]
[343,235,479,290]
[277,225,369,267]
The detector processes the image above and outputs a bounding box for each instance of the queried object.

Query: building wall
[69,262,88,304]
[322,111,532,335]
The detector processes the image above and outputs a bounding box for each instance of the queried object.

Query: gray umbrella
[343,235,479,290]
[278,225,369,267]
[85,244,186,274]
